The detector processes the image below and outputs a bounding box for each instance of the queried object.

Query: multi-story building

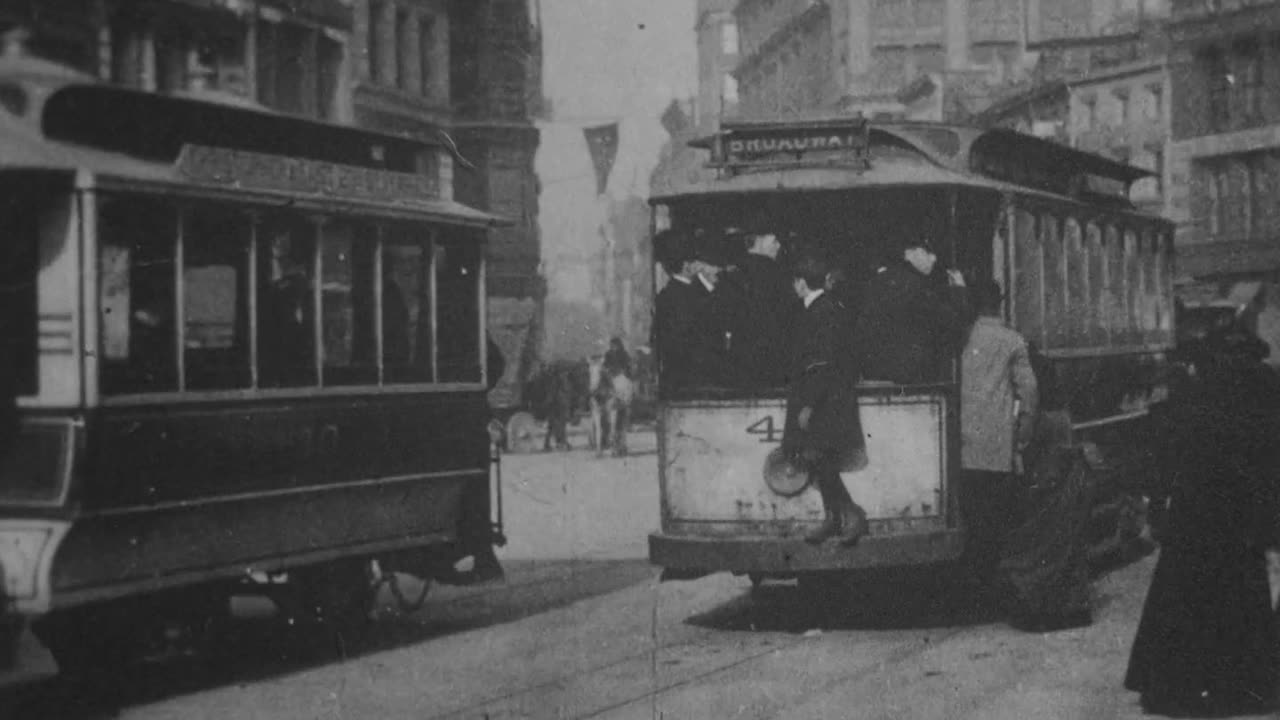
[350,0,543,402]
[0,0,354,120]
[731,0,1032,121]
[1166,0,1280,280]
[1070,57,1169,213]
[694,0,739,132]
[1164,0,1280,354]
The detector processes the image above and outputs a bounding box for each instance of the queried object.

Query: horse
[587,356,633,457]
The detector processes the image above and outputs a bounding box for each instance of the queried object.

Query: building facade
[731,0,1033,121]
[694,0,739,133]
[1166,0,1280,280]
[0,0,355,120]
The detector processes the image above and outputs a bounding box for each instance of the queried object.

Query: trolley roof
[651,116,1154,209]
[0,53,509,228]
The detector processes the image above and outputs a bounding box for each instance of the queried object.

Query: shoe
[838,502,868,547]
[804,512,840,544]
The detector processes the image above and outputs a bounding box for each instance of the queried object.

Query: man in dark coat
[783,252,867,546]
[854,238,969,384]
[1124,326,1280,717]
[651,230,729,393]
[720,231,797,388]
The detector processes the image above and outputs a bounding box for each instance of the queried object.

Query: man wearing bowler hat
[651,229,731,392]
[784,251,867,546]
[855,236,969,384]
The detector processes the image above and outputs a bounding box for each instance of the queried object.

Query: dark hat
[653,228,694,269]
[902,236,937,253]
[691,236,731,267]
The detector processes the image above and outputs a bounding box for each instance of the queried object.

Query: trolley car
[647,117,1175,583]
[0,54,507,674]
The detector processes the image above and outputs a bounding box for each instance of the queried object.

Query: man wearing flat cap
[854,237,969,384]
[784,251,867,545]
[651,229,731,393]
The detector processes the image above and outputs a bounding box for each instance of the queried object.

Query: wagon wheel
[505,411,541,453]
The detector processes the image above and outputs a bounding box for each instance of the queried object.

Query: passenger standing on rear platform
[783,253,867,546]
[651,230,730,392]
[854,238,968,384]
[720,230,797,388]
[958,281,1038,595]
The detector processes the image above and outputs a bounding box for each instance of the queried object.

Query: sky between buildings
[539,0,697,199]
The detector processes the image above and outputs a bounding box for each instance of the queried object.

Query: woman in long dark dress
[1124,328,1280,717]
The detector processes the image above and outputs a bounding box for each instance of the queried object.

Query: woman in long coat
[1124,328,1280,717]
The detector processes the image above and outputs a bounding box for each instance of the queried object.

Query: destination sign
[710,120,870,167]
[176,145,439,201]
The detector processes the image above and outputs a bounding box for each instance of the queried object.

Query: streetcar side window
[258,215,318,388]
[382,227,434,383]
[1124,230,1140,347]
[1063,218,1087,347]
[435,235,482,383]
[99,196,179,395]
[1012,208,1043,348]
[320,221,378,386]
[1085,222,1105,347]
[1042,214,1068,350]
[183,207,252,391]
[1104,225,1125,346]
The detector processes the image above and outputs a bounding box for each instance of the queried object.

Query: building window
[1146,82,1163,122]
[1236,39,1262,121]
[419,15,434,97]
[1079,95,1097,132]
[395,7,411,91]
[1207,164,1229,236]
[1205,47,1231,131]
[721,21,738,56]
[368,1,386,85]
[1113,88,1129,127]
[722,73,739,106]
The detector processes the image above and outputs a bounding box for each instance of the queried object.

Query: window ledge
[355,82,451,116]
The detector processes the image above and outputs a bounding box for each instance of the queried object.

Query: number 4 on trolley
[745,415,783,443]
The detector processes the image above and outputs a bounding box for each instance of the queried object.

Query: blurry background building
[1164,0,1280,361]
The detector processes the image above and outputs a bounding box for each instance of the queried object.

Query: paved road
[4,430,1277,719]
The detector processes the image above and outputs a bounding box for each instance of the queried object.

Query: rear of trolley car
[0,62,507,676]
[647,119,1176,585]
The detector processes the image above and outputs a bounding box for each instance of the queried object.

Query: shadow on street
[686,537,1158,635]
[0,558,657,720]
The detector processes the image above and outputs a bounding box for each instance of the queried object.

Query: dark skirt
[1124,535,1279,714]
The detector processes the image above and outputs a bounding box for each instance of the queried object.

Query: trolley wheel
[292,559,378,647]
[505,411,541,453]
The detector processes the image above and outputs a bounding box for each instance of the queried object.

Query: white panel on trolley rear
[662,394,945,523]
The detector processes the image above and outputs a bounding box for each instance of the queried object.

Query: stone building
[348,1,544,406]
[694,0,740,133]
[1164,0,1280,355]
[731,0,1032,121]
[1166,0,1280,279]
[0,0,354,120]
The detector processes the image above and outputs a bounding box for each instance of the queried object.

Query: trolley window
[98,194,485,397]
[0,176,47,398]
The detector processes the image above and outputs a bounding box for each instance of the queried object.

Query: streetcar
[0,51,508,674]
[647,117,1175,585]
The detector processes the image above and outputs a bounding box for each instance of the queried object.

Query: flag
[583,123,620,195]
